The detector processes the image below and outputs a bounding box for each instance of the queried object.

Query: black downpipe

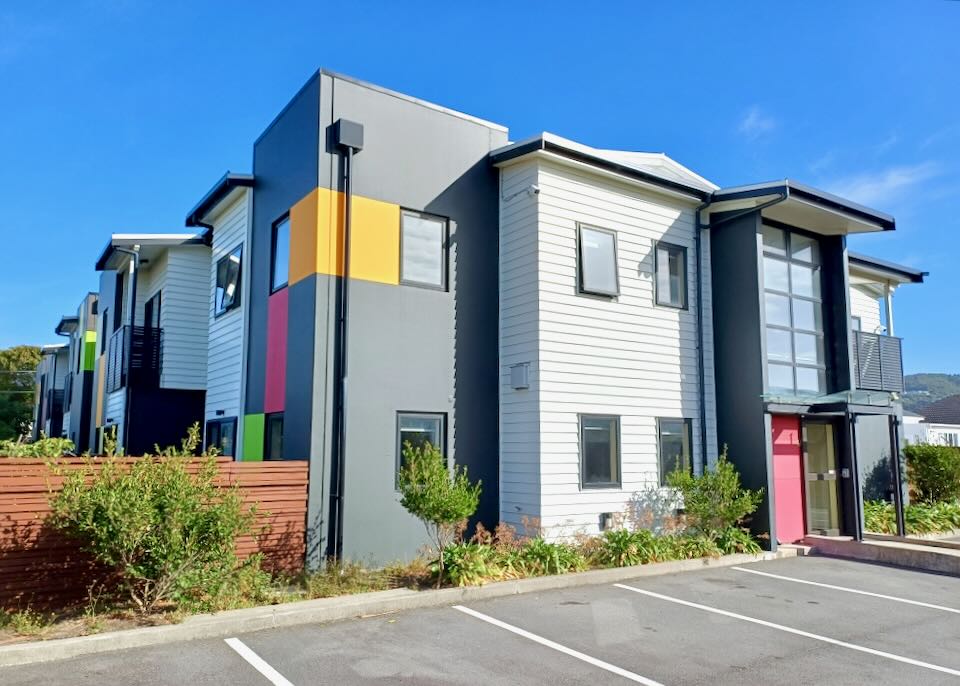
[890,415,907,537]
[114,247,140,454]
[694,199,710,474]
[331,146,354,561]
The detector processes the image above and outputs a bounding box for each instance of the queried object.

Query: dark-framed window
[579,414,621,488]
[205,417,237,457]
[762,225,826,395]
[100,308,109,355]
[655,241,688,309]
[400,210,447,289]
[113,273,124,332]
[658,418,692,486]
[264,412,284,460]
[577,224,619,297]
[215,244,243,316]
[271,217,290,293]
[396,412,446,480]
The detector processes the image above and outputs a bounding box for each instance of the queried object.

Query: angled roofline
[490,134,712,201]
[54,315,80,336]
[712,180,896,231]
[95,233,207,271]
[848,252,927,283]
[185,172,254,228]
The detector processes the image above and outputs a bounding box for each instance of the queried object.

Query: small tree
[906,443,960,504]
[397,441,480,587]
[667,448,764,536]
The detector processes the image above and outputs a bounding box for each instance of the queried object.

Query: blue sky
[1,1,957,373]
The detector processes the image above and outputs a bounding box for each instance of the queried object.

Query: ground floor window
[580,415,621,488]
[205,417,237,457]
[658,418,692,485]
[265,412,284,460]
[396,413,446,476]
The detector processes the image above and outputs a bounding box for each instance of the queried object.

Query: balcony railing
[853,331,904,393]
[105,325,163,393]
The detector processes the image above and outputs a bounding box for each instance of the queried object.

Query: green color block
[242,414,264,461]
[82,331,97,371]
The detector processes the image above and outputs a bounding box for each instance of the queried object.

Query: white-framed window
[655,242,688,309]
[400,211,447,289]
[215,245,242,316]
[579,414,621,488]
[577,225,619,297]
[658,418,692,485]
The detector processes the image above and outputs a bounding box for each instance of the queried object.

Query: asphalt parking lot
[4,555,960,685]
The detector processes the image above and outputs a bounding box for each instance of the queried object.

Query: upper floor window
[580,414,621,488]
[658,418,692,485]
[401,211,447,289]
[578,225,619,297]
[215,245,243,316]
[271,217,290,293]
[762,225,826,395]
[655,242,688,309]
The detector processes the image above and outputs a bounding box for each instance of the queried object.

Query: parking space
[4,556,960,685]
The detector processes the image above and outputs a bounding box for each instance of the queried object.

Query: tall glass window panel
[655,242,687,308]
[766,328,793,362]
[765,293,791,327]
[792,298,822,333]
[578,226,619,296]
[768,363,795,392]
[271,218,290,292]
[790,263,821,299]
[791,233,821,264]
[401,212,446,288]
[658,418,692,486]
[763,256,789,292]
[580,415,620,487]
[794,332,824,365]
[762,225,787,257]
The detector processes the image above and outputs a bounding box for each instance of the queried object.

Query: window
[762,225,826,396]
[113,273,124,332]
[658,418,692,485]
[655,242,688,308]
[265,412,284,460]
[271,217,290,293]
[397,413,446,477]
[577,225,619,296]
[580,415,620,488]
[215,245,243,316]
[205,417,237,457]
[400,211,447,289]
[100,308,109,355]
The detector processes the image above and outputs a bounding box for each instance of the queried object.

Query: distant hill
[903,373,960,413]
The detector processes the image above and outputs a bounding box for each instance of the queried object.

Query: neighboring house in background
[92,234,210,455]
[185,173,255,459]
[905,395,960,446]
[55,292,99,451]
[32,343,69,441]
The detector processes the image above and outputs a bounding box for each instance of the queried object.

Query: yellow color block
[288,187,400,286]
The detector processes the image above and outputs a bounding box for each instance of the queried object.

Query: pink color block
[264,288,289,413]
[772,414,806,544]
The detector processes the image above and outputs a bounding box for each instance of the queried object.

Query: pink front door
[772,415,805,544]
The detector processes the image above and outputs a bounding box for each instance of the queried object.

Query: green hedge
[906,443,960,504]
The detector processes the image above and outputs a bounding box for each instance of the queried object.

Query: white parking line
[452,605,664,685]
[614,583,960,678]
[732,565,960,614]
[224,637,296,686]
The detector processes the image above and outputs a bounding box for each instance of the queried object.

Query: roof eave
[185,172,254,227]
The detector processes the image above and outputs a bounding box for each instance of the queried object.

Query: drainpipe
[329,120,364,561]
[113,246,140,453]
[883,282,895,336]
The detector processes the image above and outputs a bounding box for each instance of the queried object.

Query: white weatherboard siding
[499,161,542,531]
[849,285,883,334]
[498,158,717,538]
[159,246,210,390]
[205,193,248,425]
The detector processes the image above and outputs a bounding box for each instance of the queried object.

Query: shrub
[154,422,220,458]
[713,526,763,555]
[48,456,259,613]
[0,435,74,458]
[864,499,960,535]
[667,448,764,535]
[441,542,512,586]
[517,538,586,576]
[2,608,53,636]
[397,441,481,587]
[906,443,960,504]
[593,529,668,567]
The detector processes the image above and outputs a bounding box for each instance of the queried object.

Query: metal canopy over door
[803,421,841,536]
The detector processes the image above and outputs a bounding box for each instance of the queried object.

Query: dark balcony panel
[853,331,903,393]
[106,325,163,393]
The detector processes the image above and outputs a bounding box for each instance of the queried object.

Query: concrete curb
[0,549,793,668]
[805,535,960,575]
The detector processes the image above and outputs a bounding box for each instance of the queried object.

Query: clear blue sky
[1,1,957,374]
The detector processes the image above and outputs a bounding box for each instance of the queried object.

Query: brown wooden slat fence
[0,457,308,610]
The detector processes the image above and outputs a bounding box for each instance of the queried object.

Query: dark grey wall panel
[821,235,855,393]
[248,73,321,415]
[709,209,776,544]
[284,274,318,461]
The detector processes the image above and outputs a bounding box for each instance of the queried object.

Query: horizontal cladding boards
[849,285,883,334]
[290,187,401,287]
[160,247,210,390]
